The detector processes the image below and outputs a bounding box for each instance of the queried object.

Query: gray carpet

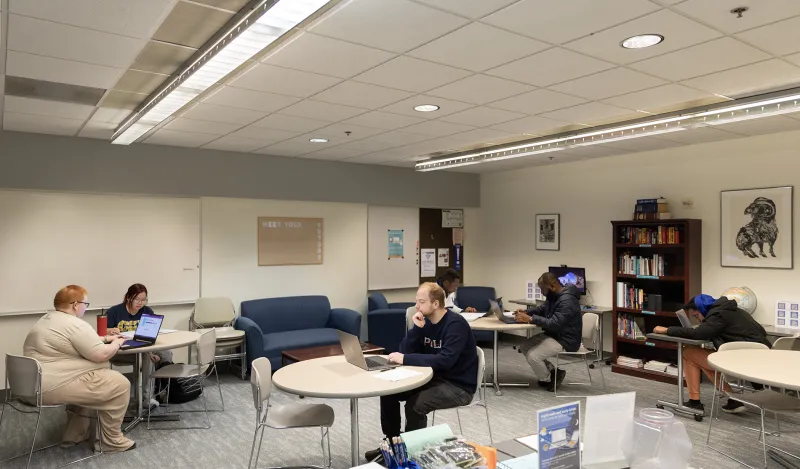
[1,343,799,468]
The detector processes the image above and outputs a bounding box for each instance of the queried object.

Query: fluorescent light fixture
[415,89,800,172]
[309,138,328,143]
[112,0,334,145]
[414,104,440,112]
[621,34,664,49]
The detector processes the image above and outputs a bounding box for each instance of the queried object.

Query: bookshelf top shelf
[616,273,685,282]
[616,243,685,248]
[612,219,700,226]
[615,307,678,318]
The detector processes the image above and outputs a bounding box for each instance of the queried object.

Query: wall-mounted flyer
[421,249,436,277]
[536,401,581,469]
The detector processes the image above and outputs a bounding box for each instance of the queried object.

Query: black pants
[380,378,474,439]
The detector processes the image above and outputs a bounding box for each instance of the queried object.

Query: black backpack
[153,361,203,404]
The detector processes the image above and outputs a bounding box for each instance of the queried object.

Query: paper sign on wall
[388,229,404,259]
[442,209,464,228]
[527,281,543,302]
[437,248,450,267]
[536,401,581,469]
[775,300,800,328]
[421,249,436,277]
[452,228,464,245]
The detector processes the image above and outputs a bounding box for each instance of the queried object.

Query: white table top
[116,331,200,355]
[469,316,539,332]
[272,355,433,399]
[708,349,800,391]
[645,333,708,347]
[762,325,798,338]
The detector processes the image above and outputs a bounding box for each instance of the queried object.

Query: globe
[721,286,757,314]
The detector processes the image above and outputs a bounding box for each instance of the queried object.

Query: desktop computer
[548,266,586,295]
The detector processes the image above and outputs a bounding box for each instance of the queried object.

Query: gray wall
[0,131,480,207]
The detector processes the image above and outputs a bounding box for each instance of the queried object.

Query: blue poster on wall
[454,244,462,270]
[537,401,581,469]
[388,229,404,259]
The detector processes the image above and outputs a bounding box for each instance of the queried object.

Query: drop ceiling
[2,0,800,173]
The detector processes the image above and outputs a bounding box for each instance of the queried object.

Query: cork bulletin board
[257,217,323,266]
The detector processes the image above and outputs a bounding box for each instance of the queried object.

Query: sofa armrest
[328,308,362,338]
[389,302,415,310]
[235,316,265,370]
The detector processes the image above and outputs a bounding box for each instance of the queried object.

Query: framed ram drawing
[721,186,793,269]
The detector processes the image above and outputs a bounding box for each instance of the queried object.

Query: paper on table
[159,329,178,334]
[514,434,537,450]
[583,392,636,465]
[461,312,485,322]
[498,452,539,469]
[373,368,423,382]
[119,331,134,339]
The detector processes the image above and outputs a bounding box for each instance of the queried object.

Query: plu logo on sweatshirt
[424,337,443,349]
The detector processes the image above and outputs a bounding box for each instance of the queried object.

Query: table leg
[484,331,529,396]
[123,352,179,432]
[350,397,359,467]
[657,344,704,421]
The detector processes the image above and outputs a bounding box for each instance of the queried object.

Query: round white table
[272,356,433,467]
[470,317,538,395]
[708,349,800,391]
[117,331,201,432]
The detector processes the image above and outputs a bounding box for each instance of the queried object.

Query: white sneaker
[149,398,160,408]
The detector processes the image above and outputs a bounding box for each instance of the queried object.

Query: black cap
[682,299,697,311]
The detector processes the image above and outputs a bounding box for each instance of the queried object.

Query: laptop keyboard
[366,356,389,368]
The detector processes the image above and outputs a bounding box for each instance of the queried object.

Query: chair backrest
[772,337,800,351]
[475,347,486,399]
[406,306,416,332]
[718,341,770,352]
[368,292,389,312]
[455,286,497,313]
[6,354,42,404]
[196,330,217,367]
[250,357,272,411]
[581,313,599,346]
[192,297,235,327]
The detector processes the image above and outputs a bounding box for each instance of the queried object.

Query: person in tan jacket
[23,285,135,452]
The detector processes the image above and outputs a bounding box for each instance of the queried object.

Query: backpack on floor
[153,362,203,404]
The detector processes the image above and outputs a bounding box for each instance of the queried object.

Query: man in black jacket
[515,272,582,392]
[653,294,770,414]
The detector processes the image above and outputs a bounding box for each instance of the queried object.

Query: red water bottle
[97,310,107,337]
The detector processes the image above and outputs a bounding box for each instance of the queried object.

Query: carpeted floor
[1,343,798,468]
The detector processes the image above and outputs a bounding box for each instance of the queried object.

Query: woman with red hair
[23,285,136,452]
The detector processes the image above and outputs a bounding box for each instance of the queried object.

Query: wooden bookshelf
[612,219,702,385]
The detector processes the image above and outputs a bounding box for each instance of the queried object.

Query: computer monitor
[548,266,586,295]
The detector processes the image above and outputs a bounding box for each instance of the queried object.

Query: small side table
[645,333,709,422]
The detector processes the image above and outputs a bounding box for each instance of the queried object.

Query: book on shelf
[616,355,643,369]
[643,360,671,373]
[616,282,647,309]
[618,225,681,245]
[634,198,669,220]
[665,365,679,376]
[619,252,666,276]
[617,313,646,340]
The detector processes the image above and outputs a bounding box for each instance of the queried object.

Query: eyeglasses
[133,298,148,305]
[73,301,90,308]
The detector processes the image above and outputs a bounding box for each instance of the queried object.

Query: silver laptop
[676,309,695,328]
[490,298,516,324]
[337,330,399,371]
[548,428,569,448]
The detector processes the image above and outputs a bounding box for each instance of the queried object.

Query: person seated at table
[436,268,477,313]
[514,272,582,392]
[106,283,172,407]
[23,285,135,452]
[365,282,478,463]
[653,294,770,414]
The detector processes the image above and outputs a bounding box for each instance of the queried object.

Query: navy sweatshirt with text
[399,310,478,394]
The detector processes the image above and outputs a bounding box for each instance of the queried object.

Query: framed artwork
[535,214,560,251]
[721,186,793,269]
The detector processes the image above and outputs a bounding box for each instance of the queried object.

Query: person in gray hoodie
[515,272,582,391]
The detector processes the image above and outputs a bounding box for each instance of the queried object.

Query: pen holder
[96,314,107,337]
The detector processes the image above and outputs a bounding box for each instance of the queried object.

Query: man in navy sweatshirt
[365,282,478,462]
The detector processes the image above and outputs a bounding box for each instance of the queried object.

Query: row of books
[616,356,678,376]
[617,313,646,340]
[618,226,682,245]
[616,282,647,310]
[633,198,670,221]
[616,355,643,368]
[618,253,666,277]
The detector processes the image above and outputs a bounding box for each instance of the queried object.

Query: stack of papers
[616,355,643,369]
[461,312,485,322]
[373,368,423,382]
[665,365,679,376]
[644,360,671,372]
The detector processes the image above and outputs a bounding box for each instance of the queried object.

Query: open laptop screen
[135,313,163,340]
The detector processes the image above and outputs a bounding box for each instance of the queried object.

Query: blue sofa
[457,286,498,342]
[235,295,361,372]
[367,292,415,353]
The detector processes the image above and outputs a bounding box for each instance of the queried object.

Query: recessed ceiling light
[309,138,328,143]
[621,34,664,49]
[414,104,440,112]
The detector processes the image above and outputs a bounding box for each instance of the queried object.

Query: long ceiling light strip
[111,0,332,145]
[415,91,800,171]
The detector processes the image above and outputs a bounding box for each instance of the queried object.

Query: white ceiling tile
[681,59,800,98]
[445,128,522,147]
[333,139,404,153]
[8,15,145,68]
[229,64,342,98]
[602,84,722,113]
[3,111,83,136]
[367,130,433,146]
[550,67,666,100]
[630,37,771,81]
[341,111,426,130]
[382,157,418,168]
[540,102,639,124]
[398,137,464,156]
[489,89,587,114]
[439,107,527,127]
[4,96,94,120]
[737,16,800,56]
[144,129,219,148]
[655,127,745,144]
[181,103,267,126]
[407,22,548,72]
[426,75,534,105]
[414,0,520,19]
[486,48,614,87]
[483,0,659,44]
[786,53,800,67]
[266,33,394,79]
[253,141,319,157]
[308,123,386,140]
[227,126,299,142]
[202,87,300,113]
[347,149,415,164]
[311,81,413,109]
[250,114,330,132]
[77,121,115,140]
[164,118,241,136]
[380,95,475,118]
[489,115,582,135]
[675,0,800,33]
[352,56,471,93]
[712,115,800,136]
[562,145,630,158]
[10,0,174,39]
[399,120,476,137]
[309,0,468,53]
[89,108,131,125]
[201,136,273,153]
[599,137,685,153]
[564,10,722,65]
[279,100,369,122]
[6,51,123,89]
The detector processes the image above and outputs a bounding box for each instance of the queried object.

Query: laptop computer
[676,309,695,328]
[548,428,569,448]
[337,330,399,371]
[489,298,517,324]
[119,313,164,350]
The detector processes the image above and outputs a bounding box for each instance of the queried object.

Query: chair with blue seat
[367,292,415,353]
[235,295,361,372]
[455,286,497,342]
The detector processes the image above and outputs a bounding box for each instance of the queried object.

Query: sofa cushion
[263,328,340,357]
[368,292,389,312]
[241,296,331,333]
